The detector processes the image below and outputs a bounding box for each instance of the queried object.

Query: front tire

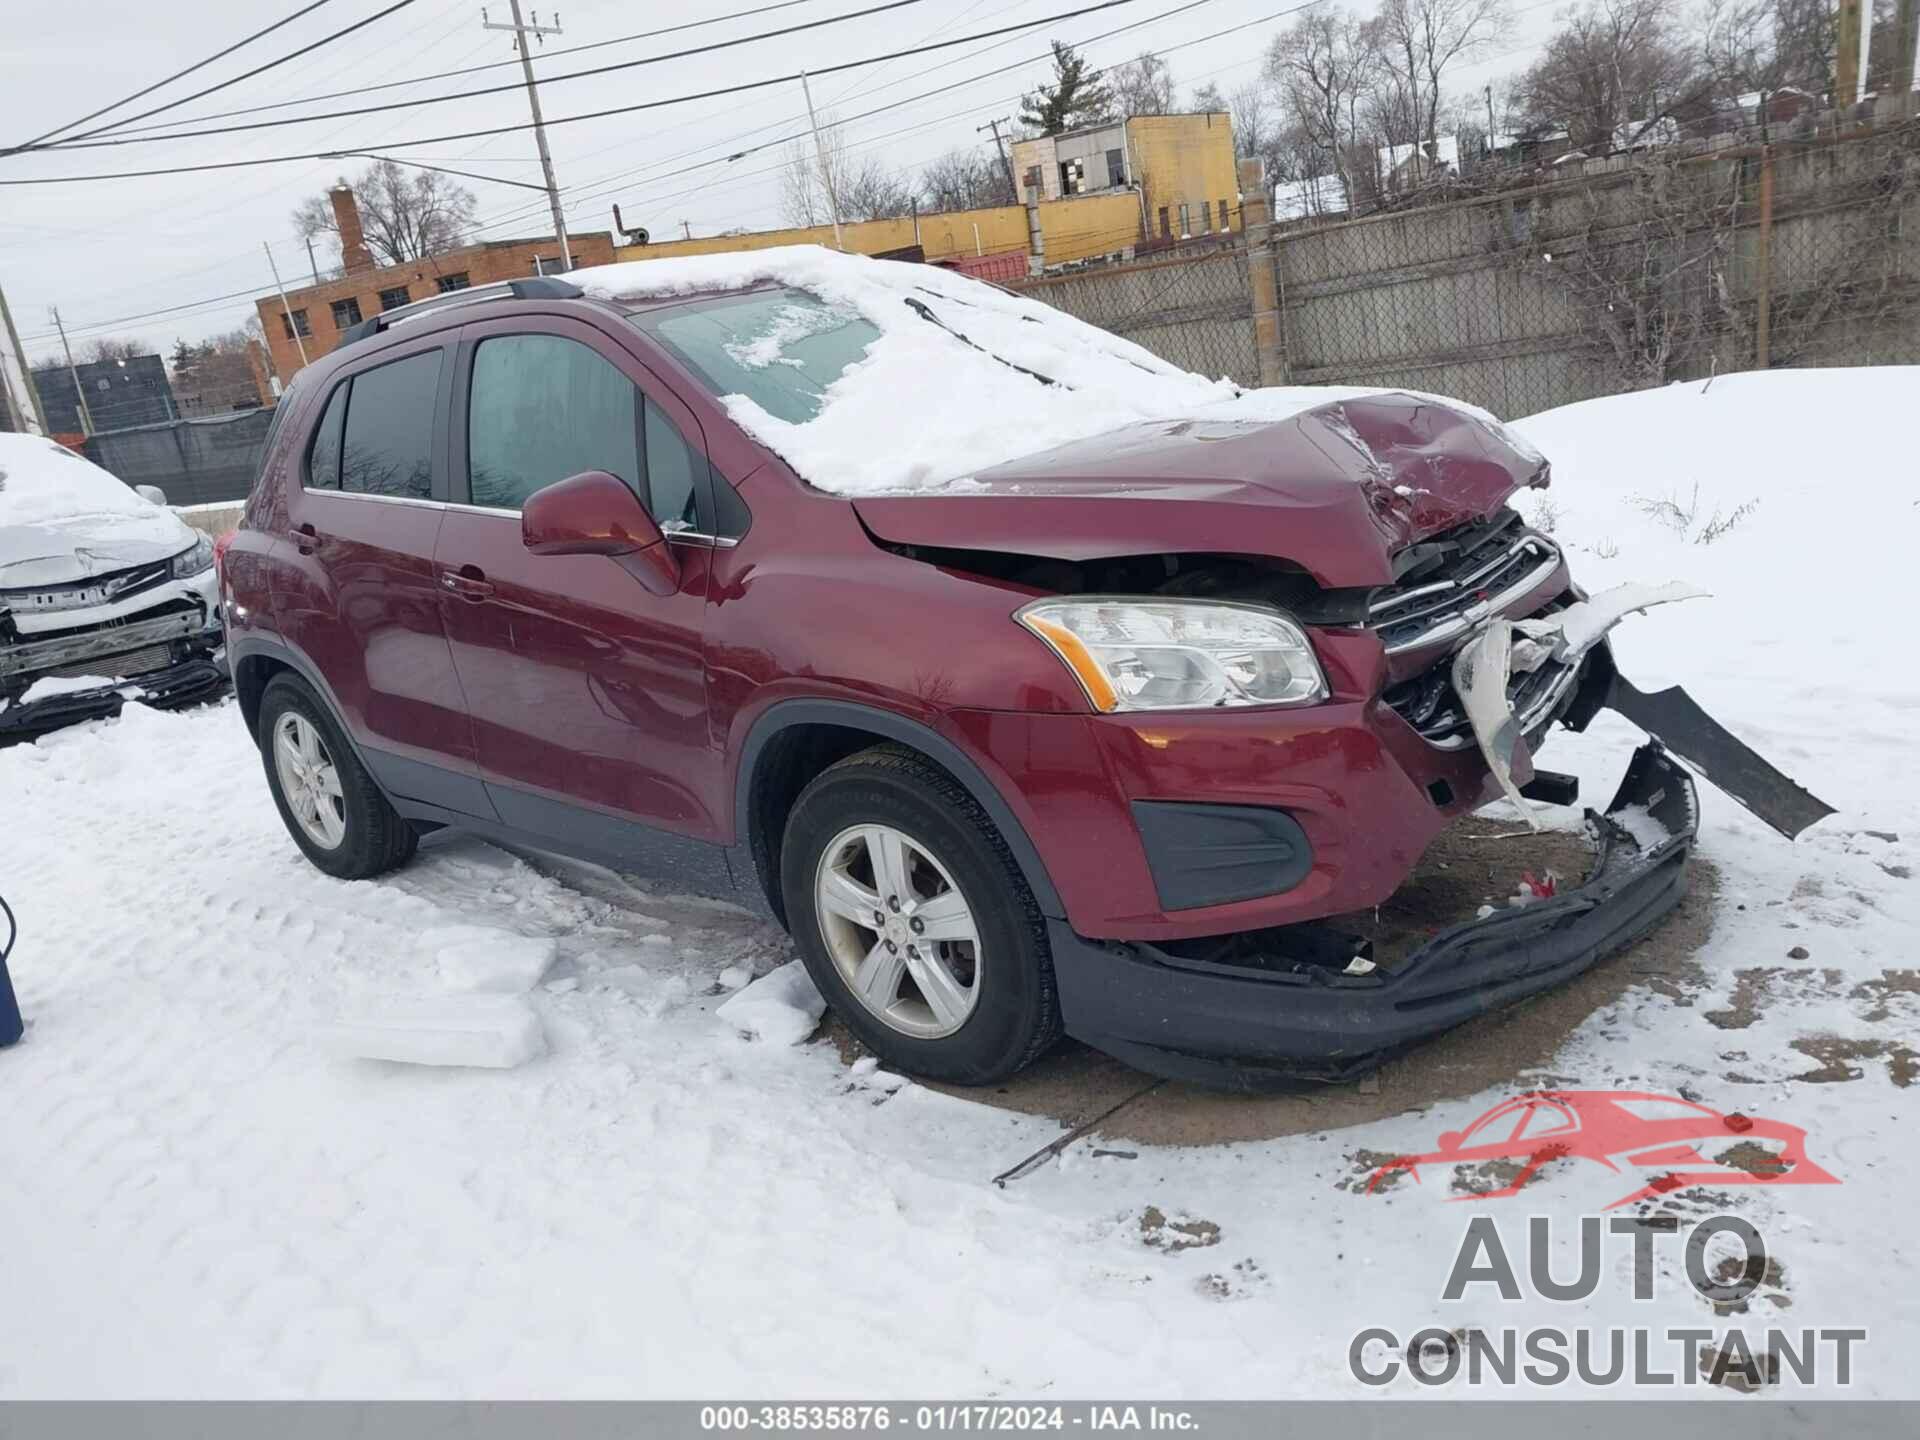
[258,673,418,880]
[782,744,1060,1085]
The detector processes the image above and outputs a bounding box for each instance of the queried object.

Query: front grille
[42,642,177,682]
[1368,521,1561,655]
[0,559,171,616]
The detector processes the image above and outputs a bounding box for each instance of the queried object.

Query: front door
[433,316,723,852]
[273,338,485,811]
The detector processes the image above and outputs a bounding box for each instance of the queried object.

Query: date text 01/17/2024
[699,1406,1200,1431]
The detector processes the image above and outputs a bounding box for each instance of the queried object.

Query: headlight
[170,534,214,580]
[1016,597,1329,712]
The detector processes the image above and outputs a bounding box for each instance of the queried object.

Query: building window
[1220,197,1232,230]
[378,285,412,311]
[1178,203,1191,237]
[280,308,311,340]
[1105,147,1125,185]
[1200,201,1212,233]
[1157,206,1170,238]
[330,297,363,329]
[436,272,471,293]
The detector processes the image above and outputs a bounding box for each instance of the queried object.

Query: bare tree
[1698,0,1835,122]
[293,158,478,268]
[1265,9,1380,212]
[1109,51,1177,117]
[919,148,1015,211]
[85,336,147,363]
[1518,0,1702,153]
[1372,0,1513,174]
[778,119,914,228]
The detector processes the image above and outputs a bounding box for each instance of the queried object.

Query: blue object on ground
[0,892,20,1047]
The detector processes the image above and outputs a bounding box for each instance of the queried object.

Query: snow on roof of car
[572,245,1340,496]
[0,431,160,527]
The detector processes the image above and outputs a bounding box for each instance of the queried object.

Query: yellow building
[610,192,1141,271]
[1010,112,1240,242]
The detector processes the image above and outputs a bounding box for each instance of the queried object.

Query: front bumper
[0,646,227,738]
[1049,742,1697,1090]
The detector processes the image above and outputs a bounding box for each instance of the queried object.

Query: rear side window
[340,351,440,500]
[305,383,349,489]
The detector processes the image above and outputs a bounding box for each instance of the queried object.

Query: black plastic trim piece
[1129,800,1313,910]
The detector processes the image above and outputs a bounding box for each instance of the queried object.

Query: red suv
[224,255,1819,1089]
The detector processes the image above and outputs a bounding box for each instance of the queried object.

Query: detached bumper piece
[0,651,227,739]
[1052,742,1698,1092]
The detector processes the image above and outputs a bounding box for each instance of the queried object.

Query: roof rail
[335,276,586,351]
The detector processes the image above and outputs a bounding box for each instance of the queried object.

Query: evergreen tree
[1019,41,1113,135]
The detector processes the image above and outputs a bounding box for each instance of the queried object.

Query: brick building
[256,184,614,383]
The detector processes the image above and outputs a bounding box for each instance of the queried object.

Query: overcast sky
[0,0,1560,368]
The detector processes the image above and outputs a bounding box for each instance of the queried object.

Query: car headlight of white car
[169,533,215,580]
[1016,597,1329,712]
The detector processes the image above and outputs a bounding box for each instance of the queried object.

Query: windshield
[628,287,880,425]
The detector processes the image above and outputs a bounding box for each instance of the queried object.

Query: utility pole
[681,220,692,240]
[483,3,574,270]
[0,277,49,436]
[977,117,1018,201]
[799,70,844,250]
[263,242,308,370]
[303,235,323,286]
[1485,84,1497,168]
[1895,0,1919,99]
[49,307,95,437]
[1835,0,1871,107]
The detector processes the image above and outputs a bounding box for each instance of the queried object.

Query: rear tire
[782,744,1060,1085]
[258,672,418,880]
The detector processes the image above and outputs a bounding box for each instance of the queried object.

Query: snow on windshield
[580,246,1247,495]
[0,432,160,527]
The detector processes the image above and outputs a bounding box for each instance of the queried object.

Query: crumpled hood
[0,508,196,590]
[853,391,1549,588]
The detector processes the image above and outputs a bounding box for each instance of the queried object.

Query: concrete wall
[257,232,618,384]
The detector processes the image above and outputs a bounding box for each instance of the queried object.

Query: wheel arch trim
[732,699,1067,921]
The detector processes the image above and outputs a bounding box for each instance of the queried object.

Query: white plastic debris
[716,960,825,1046]
[314,995,547,1069]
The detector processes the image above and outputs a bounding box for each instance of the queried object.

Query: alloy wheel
[273,711,347,850]
[813,823,982,1038]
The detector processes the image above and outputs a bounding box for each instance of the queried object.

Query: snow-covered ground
[2,369,1916,1398]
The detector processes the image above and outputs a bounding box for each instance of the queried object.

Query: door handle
[439,567,495,601]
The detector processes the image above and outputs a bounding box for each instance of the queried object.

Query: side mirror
[134,484,169,506]
[521,470,680,595]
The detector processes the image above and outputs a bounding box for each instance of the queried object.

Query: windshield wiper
[902,297,1063,389]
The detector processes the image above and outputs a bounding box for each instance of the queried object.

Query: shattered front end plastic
[1050,741,1700,1092]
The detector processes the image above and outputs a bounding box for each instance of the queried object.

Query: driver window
[468,334,642,511]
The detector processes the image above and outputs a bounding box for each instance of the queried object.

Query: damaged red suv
[223,251,1826,1089]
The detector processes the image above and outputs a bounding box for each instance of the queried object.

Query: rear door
[271,337,487,814]
[432,315,722,848]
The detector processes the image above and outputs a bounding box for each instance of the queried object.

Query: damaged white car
[0,433,225,738]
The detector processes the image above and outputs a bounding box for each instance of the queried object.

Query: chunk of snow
[717,963,754,990]
[426,924,558,993]
[313,996,546,1069]
[1610,803,1672,851]
[715,960,824,1046]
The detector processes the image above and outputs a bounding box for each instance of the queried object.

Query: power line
[33,0,948,152]
[95,0,844,140]
[9,0,338,153]
[3,0,424,156]
[0,0,1157,185]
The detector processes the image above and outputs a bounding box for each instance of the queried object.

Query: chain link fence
[1008,239,1262,387]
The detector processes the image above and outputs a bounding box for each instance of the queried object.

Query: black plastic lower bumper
[0,651,228,740]
[1051,742,1698,1092]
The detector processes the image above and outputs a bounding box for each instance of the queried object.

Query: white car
[0,432,225,737]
